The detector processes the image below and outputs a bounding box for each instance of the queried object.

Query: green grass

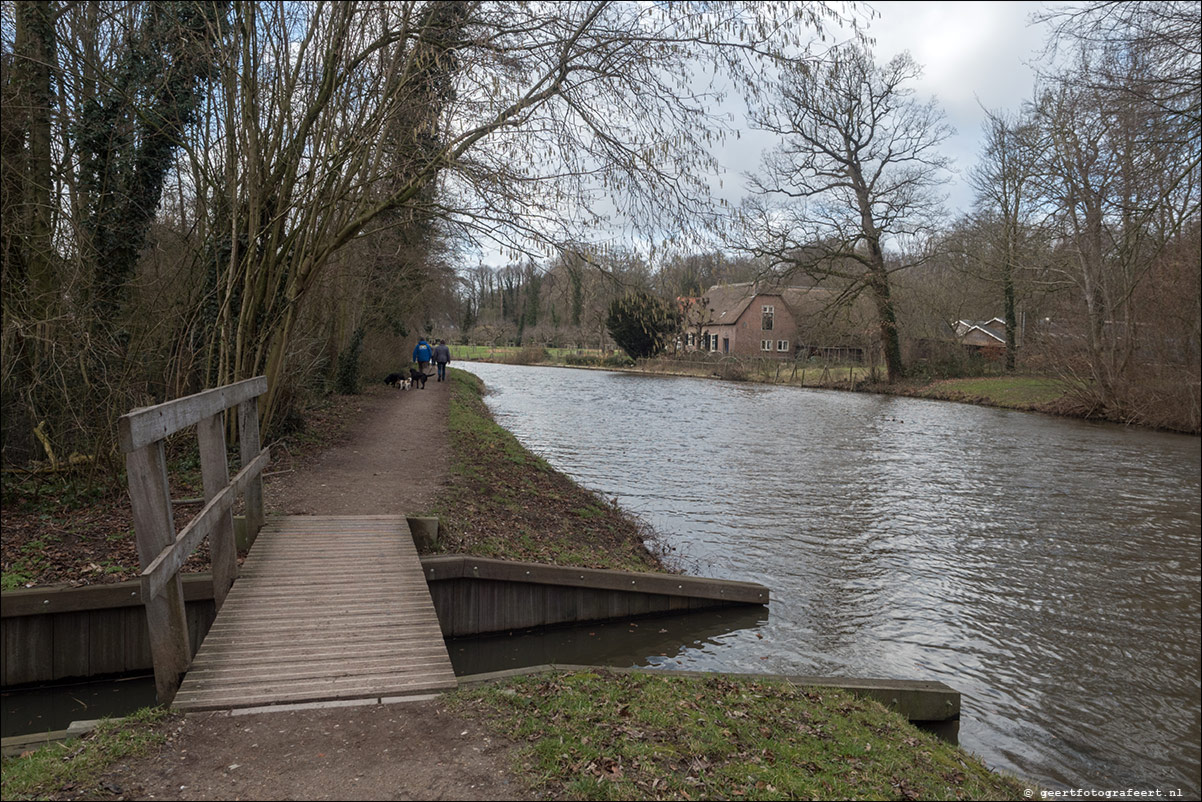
[1,534,61,590]
[917,376,1067,408]
[431,371,664,572]
[450,670,1034,801]
[455,345,608,361]
[1,564,35,591]
[0,707,173,800]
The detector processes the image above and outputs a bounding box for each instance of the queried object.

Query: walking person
[413,338,433,375]
[433,340,452,382]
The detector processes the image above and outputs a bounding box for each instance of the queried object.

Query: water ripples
[463,363,1201,797]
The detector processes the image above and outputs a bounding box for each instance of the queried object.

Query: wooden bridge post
[197,412,237,610]
[125,441,190,705]
[238,397,264,542]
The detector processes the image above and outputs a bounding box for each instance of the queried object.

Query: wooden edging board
[2,559,768,619]
[420,555,769,604]
[0,575,215,618]
[456,664,961,723]
[2,558,769,687]
[0,720,101,758]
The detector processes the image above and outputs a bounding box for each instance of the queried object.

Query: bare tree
[966,108,1046,370]
[4,0,866,454]
[176,1,869,429]
[740,44,952,383]
[1037,1,1199,170]
[2,1,230,467]
[1025,1,1200,421]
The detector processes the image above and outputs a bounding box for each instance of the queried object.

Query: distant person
[433,340,452,382]
[413,338,433,375]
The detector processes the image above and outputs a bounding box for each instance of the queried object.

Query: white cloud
[851,1,1055,211]
[710,1,1060,221]
[475,2,1065,266]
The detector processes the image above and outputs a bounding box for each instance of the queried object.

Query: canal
[459,361,1202,798]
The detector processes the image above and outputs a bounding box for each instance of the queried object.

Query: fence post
[126,442,190,705]
[198,412,237,610]
[239,397,265,542]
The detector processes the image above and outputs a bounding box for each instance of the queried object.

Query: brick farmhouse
[682,282,871,361]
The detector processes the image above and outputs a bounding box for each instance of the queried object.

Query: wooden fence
[117,377,269,704]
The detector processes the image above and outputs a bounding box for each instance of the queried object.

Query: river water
[459,362,1202,798]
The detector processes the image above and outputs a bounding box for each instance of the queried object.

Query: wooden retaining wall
[1,576,217,686]
[2,558,769,687]
[423,555,768,637]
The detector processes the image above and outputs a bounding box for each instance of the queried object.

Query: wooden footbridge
[173,516,455,711]
[119,379,455,709]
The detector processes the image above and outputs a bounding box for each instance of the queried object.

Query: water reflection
[462,362,1202,798]
[1,674,157,739]
[447,606,768,677]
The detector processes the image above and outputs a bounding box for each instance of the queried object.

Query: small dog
[409,367,429,389]
[384,372,404,388]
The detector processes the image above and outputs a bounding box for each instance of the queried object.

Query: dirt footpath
[106,702,531,801]
[105,374,538,801]
[264,378,451,517]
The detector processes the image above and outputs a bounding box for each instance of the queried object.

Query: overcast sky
[471,1,1065,267]
[855,0,1057,212]
[715,0,1061,217]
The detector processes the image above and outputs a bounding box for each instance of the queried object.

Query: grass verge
[449,670,1032,801]
[910,376,1066,409]
[0,707,175,801]
[428,371,667,572]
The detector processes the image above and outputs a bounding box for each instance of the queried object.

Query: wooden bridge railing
[118,376,270,704]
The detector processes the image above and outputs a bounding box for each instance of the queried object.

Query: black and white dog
[384,372,412,390]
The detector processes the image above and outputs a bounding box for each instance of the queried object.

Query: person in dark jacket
[413,339,433,374]
[433,340,452,381]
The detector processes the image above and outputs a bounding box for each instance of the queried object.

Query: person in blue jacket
[413,338,433,375]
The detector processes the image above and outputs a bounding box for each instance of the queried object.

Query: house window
[761,340,773,352]
[777,340,789,352]
[709,333,718,351]
[761,305,774,331]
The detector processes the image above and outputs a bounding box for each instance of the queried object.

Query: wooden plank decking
[173,516,457,711]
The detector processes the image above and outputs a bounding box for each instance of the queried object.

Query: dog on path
[409,367,430,389]
[384,372,404,388]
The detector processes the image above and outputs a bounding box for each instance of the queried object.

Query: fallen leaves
[587,756,623,779]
